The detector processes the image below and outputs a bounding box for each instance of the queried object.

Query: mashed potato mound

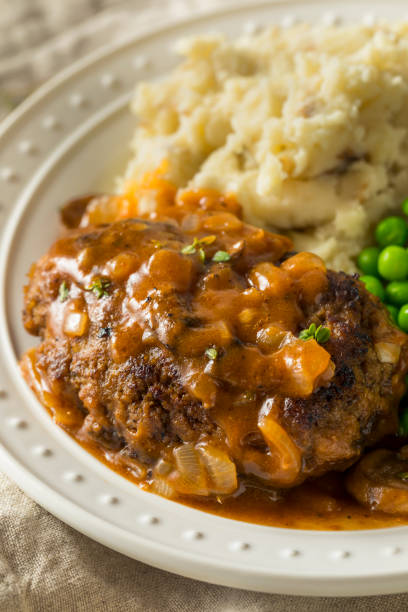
[121,23,408,272]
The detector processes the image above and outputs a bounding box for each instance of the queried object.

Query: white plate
[1,0,408,597]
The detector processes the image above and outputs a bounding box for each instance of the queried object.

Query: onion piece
[155,458,173,477]
[273,339,332,397]
[238,308,259,325]
[258,414,301,486]
[171,443,211,496]
[248,262,292,298]
[169,472,210,497]
[151,477,176,499]
[198,445,238,494]
[63,311,88,337]
[173,443,204,483]
[256,325,287,351]
[375,342,401,364]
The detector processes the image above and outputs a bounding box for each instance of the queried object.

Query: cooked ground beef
[21,200,408,495]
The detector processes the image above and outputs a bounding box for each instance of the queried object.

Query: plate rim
[1,0,408,596]
[0,0,293,141]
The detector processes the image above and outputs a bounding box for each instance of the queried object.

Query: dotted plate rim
[1,0,408,597]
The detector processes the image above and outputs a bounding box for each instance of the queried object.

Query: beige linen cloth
[1,2,408,609]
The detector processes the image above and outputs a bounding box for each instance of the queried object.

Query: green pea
[402,198,408,217]
[385,281,408,306]
[386,303,399,324]
[398,304,408,332]
[375,216,408,247]
[357,246,380,276]
[378,245,408,281]
[360,275,385,301]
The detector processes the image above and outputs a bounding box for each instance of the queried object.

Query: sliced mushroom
[346,447,408,514]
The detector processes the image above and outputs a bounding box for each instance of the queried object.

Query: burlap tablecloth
[1,2,408,609]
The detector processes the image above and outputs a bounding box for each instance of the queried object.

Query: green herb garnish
[86,277,111,299]
[205,347,218,360]
[299,323,331,344]
[398,472,408,481]
[58,281,69,302]
[315,326,331,344]
[212,250,231,263]
[181,242,197,255]
[181,235,216,260]
[299,323,317,341]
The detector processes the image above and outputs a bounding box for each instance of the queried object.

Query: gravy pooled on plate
[21,173,408,528]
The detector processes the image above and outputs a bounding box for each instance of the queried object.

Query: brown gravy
[77,433,407,530]
[21,171,408,530]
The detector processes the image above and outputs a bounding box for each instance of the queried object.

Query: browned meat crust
[282,271,401,479]
[22,217,408,488]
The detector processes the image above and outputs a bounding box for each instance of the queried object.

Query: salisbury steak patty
[22,212,408,497]
[282,270,404,478]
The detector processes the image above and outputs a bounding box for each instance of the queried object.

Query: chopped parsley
[299,323,331,344]
[58,281,69,302]
[205,347,218,360]
[397,472,408,481]
[212,250,231,263]
[86,277,111,299]
[315,326,331,344]
[181,241,197,255]
[181,235,216,260]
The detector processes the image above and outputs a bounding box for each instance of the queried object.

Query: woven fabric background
[1,1,408,609]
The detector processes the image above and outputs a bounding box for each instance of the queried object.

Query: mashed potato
[121,23,408,272]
